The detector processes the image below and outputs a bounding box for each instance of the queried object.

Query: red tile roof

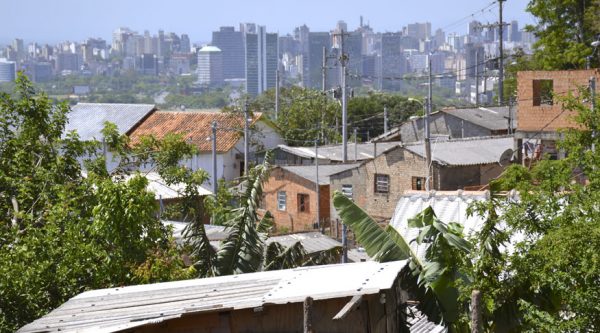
[129,111,263,153]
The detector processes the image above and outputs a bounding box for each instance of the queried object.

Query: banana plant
[333,191,472,331]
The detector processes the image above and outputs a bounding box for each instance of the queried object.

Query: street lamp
[587,37,600,69]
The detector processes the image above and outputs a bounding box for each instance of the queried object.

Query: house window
[277,191,286,211]
[412,177,426,191]
[533,79,554,106]
[297,193,310,213]
[342,184,353,200]
[374,174,389,193]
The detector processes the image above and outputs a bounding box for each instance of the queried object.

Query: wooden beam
[333,295,363,320]
[304,296,314,333]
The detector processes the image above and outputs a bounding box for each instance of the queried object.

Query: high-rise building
[197,46,223,86]
[55,53,80,73]
[31,62,53,82]
[381,32,407,91]
[308,32,331,89]
[180,34,191,53]
[212,26,245,79]
[244,26,278,97]
[465,43,485,79]
[0,60,16,82]
[508,21,521,42]
[294,24,310,86]
[138,53,158,75]
[406,22,431,41]
[12,39,25,62]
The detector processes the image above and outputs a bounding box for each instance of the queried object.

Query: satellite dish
[499,148,514,166]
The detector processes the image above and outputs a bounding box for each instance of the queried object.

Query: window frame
[412,176,426,191]
[297,193,310,213]
[374,174,390,194]
[277,191,287,211]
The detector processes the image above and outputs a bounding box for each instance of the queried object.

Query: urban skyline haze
[1,0,535,44]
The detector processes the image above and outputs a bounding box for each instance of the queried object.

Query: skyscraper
[212,26,245,79]
[0,60,16,82]
[308,32,331,89]
[197,46,223,86]
[381,32,406,91]
[245,26,278,97]
[406,22,431,41]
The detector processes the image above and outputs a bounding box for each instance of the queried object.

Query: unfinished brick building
[516,69,600,162]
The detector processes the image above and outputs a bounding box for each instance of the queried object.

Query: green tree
[0,74,201,332]
[186,152,341,278]
[251,86,341,146]
[527,0,600,69]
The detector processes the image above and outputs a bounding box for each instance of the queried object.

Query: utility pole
[383,105,388,134]
[275,69,280,120]
[211,121,218,224]
[475,50,479,107]
[243,102,249,176]
[339,29,349,163]
[591,77,597,151]
[315,139,320,230]
[425,55,433,191]
[498,0,506,106]
[322,46,327,92]
[354,128,358,161]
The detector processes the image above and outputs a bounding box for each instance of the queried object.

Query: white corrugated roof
[404,136,513,166]
[277,142,401,162]
[390,190,489,258]
[19,261,406,333]
[141,172,212,199]
[66,103,156,141]
[280,163,361,185]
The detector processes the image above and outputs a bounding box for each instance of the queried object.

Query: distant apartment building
[211,26,245,80]
[197,46,223,86]
[465,43,485,78]
[0,60,16,82]
[381,32,407,91]
[55,53,80,73]
[406,22,431,41]
[308,32,332,89]
[31,62,53,82]
[244,26,278,97]
[138,53,158,76]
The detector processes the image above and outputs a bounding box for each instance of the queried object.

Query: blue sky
[1,0,535,44]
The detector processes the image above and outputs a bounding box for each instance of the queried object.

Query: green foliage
[527,0,600,69]
[0,74,204,332]
[252,86,341,146]
[333,193,471,331]
[347,93,422,140]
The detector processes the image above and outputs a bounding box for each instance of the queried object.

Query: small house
[329,136,514,222]
[263,164,360,232]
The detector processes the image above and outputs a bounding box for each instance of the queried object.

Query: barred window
[277,191,286,211]
[374,174,389,193]
[342,184,353,200]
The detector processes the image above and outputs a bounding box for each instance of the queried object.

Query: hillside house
[329,136,513,222]
[515,69,600,163]
[374,106,516,143]
[19,261,448,333]
[263,164,359,232]
[128,110,284,185]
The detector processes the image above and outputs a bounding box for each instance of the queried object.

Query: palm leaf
[183,220,217,278]
[263,241,307,271]
[332,191,409,262]
[303,246,343,266]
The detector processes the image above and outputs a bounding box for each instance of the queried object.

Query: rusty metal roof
[129,111,262,153]
[19,261,406,333]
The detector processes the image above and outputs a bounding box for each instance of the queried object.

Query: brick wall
[517,70,600,132]
[263,168,329,233]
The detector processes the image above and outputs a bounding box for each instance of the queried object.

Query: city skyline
[1,0,535,45]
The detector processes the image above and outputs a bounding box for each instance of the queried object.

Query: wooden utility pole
[471,290,482,333]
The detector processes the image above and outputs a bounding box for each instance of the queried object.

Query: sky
[0,0,536,45]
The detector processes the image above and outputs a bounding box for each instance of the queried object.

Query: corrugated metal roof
[18,261,406,333]
[404,136,514,166]
[441,106,516,131]
[129,111,263,153]
[390,190,489,259]
[66,103,156,141]
[280,163,361,185]
[134,172,212,200]
[407,306,447,333]
[162,222,228,245]
[277,142,401,162]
